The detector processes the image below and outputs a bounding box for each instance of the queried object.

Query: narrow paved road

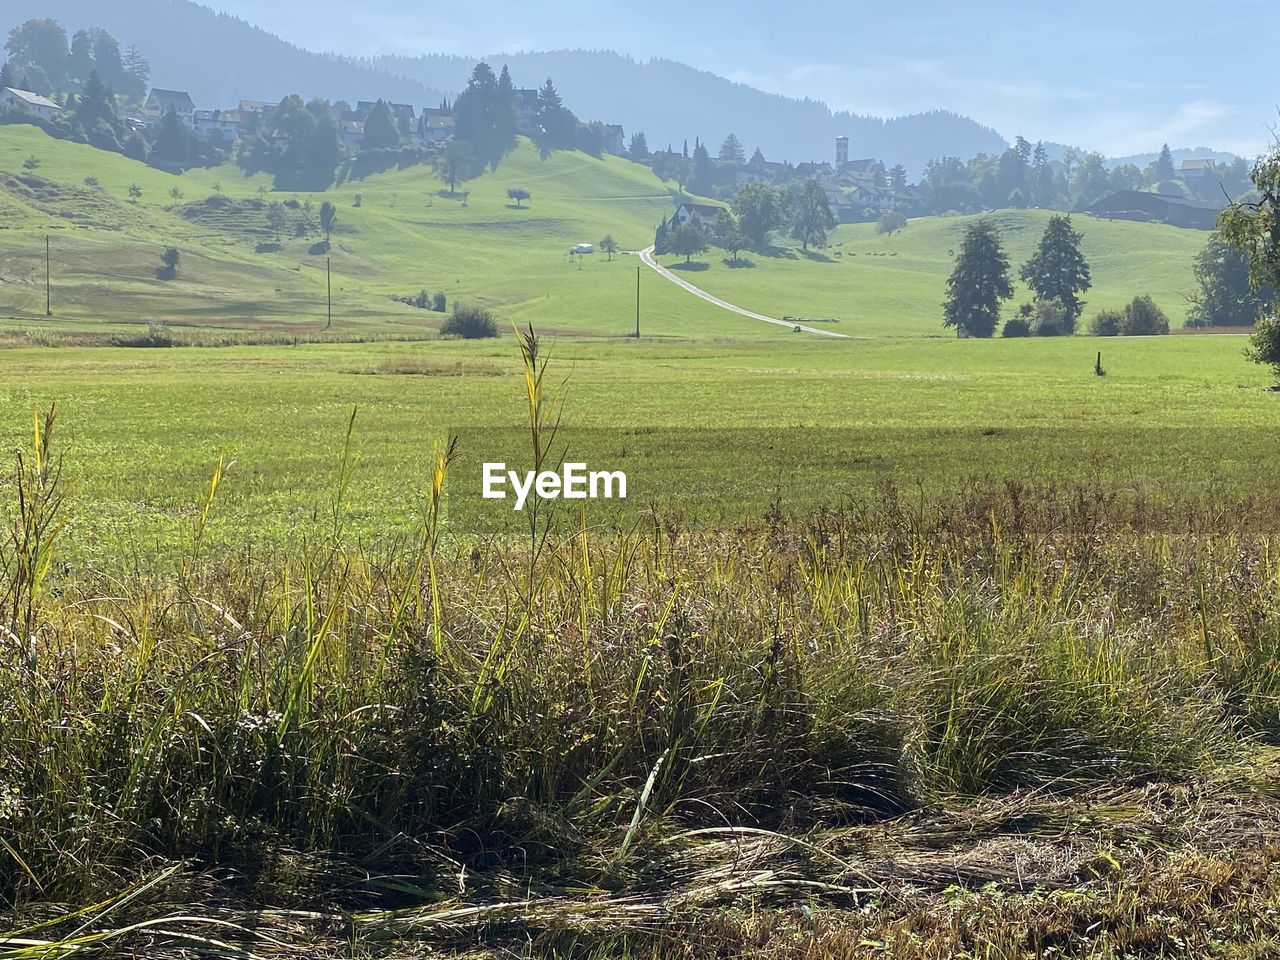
[638,247,851,339]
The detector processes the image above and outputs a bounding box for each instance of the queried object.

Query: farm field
[0,330,1272,561]
[4,120,1280,960]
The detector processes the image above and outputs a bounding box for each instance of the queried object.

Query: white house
[420,113,455,144]
[144,88,196,126]
[192,108,244,142]
[2,87,61,121]
[672,201,724,226]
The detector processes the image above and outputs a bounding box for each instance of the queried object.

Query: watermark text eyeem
[483,462,627,511]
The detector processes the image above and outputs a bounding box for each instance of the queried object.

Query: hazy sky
[211,0,1275,156]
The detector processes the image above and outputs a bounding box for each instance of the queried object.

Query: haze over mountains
[7,0,1269,173]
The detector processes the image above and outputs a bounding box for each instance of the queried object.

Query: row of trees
[921,140,1253,216]
[943,216,1094,338]
[4,19,149,100]
[654,180,839,262]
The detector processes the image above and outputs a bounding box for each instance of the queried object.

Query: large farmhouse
[1086,190,1221,230]
[144,88,196,125]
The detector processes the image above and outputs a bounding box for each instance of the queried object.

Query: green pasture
[0,332,1272,560]
[657,209,1208,336]
[2,125,1213,341]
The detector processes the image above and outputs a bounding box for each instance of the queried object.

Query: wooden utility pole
[326,257,332,330]
[635,265,640,339]
[45,235,52,316]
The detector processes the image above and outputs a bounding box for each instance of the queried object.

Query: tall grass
[5,387,1280,953]
[3,422,1279,914]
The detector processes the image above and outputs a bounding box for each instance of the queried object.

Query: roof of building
[842,158,878,174]
[676,201,724,217]
[1089,189,1220,211]
[147,88,195,109]
[4,87,60,110]
[1180,158,1215,171]
[238,99,276,113]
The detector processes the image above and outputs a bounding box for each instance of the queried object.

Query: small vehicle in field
[570,243,594,255]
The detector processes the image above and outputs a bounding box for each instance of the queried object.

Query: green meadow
[2,125,1209,342]
[8,115,1280,960]
[0,331,1271,561]
[0,122,1267,559]
[657,208,1208,335]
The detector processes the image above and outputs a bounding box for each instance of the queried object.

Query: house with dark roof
[2,87,61,121]
[1085,190,1221,230]
[672,201,725,226]
[144,88,196,125]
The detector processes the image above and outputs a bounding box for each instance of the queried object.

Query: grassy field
[1,125,1213,341]
[656,208,1208,336]
[0,330,1272,562]
[3,123,1278,959]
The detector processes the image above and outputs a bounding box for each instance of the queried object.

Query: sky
[210,0,1275,157]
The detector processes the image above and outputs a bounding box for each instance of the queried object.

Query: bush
[1120,295,1169,336]
[1002,315,1031,338]
[1089,309,1123,336]
[1246,311,1280,381]
[432,291,447,313]
[156,247,180,280]
[440,304,498,339]
[1029,298,1071,337]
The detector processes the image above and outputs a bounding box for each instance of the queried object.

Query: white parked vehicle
[570,243,594,255]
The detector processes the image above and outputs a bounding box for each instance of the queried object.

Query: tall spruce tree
[152,105,191,167]
[361,99,400,150]
[535,76,576,151]
[1020,215,1092,331]
[494,65,518,152]
[718,133,745,164]
[944,219,1013,338]
[689,139,713,195]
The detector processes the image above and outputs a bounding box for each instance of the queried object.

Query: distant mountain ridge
[371,51,1008,175]
[2,0,1239,176]
[3,0,1007,172]
[6,0,447,113]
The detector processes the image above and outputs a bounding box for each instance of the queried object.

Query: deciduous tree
[790,180,835,251]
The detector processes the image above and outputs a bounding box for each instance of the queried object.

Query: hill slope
[0,126,756,339]
[654,210,1208,337]
[4,0,444,109]
[0,127,1208,341]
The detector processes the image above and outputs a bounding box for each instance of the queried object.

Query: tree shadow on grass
[505,204,531,211]
[724,257,756,268]
[799,249,834,263]
[756,244,798,260]
[669,261,711,272]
